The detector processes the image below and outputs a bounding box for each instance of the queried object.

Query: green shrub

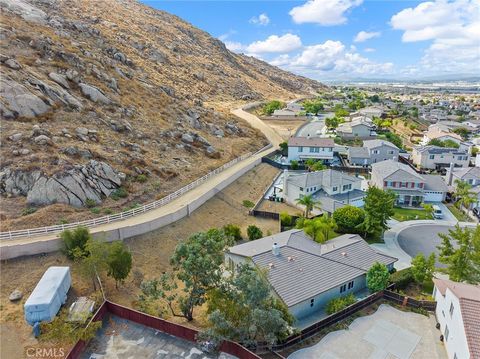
[290,160,299,170]
[263,100,284,115]
[367,262,390,292]
[103,208,113,215]
[389,268,414,290]
[136,174,148,183]
[60,226,91,259]
[111,187,128,200]
[21,207,37,216]
[242,200,255,209]
[326,294,356,315]
[332,206,365,233]
[85,199,97,208]
[223,224,242,241]
[280,212,293,227]
[247,225,263,241]
[90,207,101,214]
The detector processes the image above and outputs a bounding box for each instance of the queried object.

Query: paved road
[0,106,282,256]
[295,119,326,137]
[397,224,456,267]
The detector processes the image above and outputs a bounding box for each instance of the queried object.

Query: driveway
[288,304,446,359]
[397,224,456,267]
[295,119,326,137]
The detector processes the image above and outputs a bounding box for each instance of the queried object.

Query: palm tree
[296,194,321,218]
[454,180,476,211]
[296,216,336,243]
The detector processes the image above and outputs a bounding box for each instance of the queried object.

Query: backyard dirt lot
[0,163,280,359]
[262,119,305,140]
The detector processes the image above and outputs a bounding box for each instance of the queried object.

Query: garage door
[424,191,444,202]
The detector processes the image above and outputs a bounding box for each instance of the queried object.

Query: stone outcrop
[0,160,124,207]
[0,78,50,118]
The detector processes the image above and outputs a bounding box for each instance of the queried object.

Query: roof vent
[272,242,280,256]
[268,263,275,269]
[288,256,295,262]
[341,252,347,257]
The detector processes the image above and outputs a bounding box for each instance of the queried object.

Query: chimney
[272,242,280,256]
[447,162,454,185]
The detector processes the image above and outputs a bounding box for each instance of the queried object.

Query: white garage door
[424,191,444,202]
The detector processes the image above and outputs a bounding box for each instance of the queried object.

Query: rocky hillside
[0,0,325,230]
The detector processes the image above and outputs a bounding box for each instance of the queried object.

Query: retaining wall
[0,157,262,260]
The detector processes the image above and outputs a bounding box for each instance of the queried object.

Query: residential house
[370,160,448,205]
[357,106,384,118]
[336,116,376,139]
[272,108,299,119]
[411,146,470,170]
[348,139,399,166]
[445,166,480,208]
[432,278,480,359]
[225,230,397,322]
[286,101,304,113]
[282,169,365,214]
[287,137,335,163]
[421,128,471,154]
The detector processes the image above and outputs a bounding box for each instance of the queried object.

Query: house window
[444,325,449,341]
[348,281,354,289]
[310,147,315,153]
[449,302,454,316]
[342,184,352,191]
[300,187,304,191]
[429,155,435,159]
[298,146,303,153]
[388,150,394,154]
[373,150,379,154]
[306,188,309,192]
[340,284,347,293]
[310,298,314,307]
[333,186,338,192]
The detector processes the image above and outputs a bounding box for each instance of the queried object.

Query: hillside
[0,0,325,229]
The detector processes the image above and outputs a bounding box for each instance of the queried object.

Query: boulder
[5,58,21,69]
[205,146,220,159]
[181,133,193,143]
[49,72,70,89]
[79,83,111,104]
[8,133,23,142]
[0,160,123,207]
[0,78,50,118]
[33,134,51,145]
[9,289,23,302]
[0,0,47,24]
[75,127,89,136]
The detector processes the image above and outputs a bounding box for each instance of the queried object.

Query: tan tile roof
[433,278,480,358]
[288,137,335,147]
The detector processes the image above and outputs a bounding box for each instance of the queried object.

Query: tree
[384,131,403,149]
[263,100,284,115]
[453,127,470,140]
[334,107,349,117]
[223,224,242,241]
[454,180,476,210]
[74,238,110,291]
[140,229,232,321]
[443,139,460,148]
[302,98,324,114]
[290,160,299,170]
[366,262,390,292]
[279,141,288,155]
[107,241,132,289]
[421,203,434,218]
[437,225,480,284]
[61,226,92,259]
[411,253,436,284]
[360,186,396,239]
[247,225,263,241]
[296,216,336,243]
[296,194,321,218]
[305,159,326,172]
[333,206,365,233]
[202,264,292,347]
[325,116,343,129]
[280,212,293,227]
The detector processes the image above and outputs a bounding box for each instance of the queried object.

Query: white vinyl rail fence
[0,145,271,241]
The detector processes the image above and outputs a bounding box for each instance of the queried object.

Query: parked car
[432,205,443,219]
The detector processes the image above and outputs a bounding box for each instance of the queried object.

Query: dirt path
[0,163,280,355]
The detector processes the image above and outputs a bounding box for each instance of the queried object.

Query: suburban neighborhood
[1,0,479,359]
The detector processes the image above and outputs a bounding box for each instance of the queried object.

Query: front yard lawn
[447,204,472,222]
[392,207,432,222]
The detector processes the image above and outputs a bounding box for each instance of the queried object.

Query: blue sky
[143,0,480,81]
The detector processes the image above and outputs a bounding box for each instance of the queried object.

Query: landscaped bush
[332,206,365,233]
[262,100,284,115]
[223,224,242,241]
[290,160,299,170]
[280,212,293,227]
[326,293,356,314]
[242,200,255,209]
[389,267,414,290]
[247,225,263,241]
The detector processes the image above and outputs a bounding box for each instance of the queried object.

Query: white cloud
[224,41,245,52]
[250,13,270,26]
[354,31,381,42]
[289,0,363,26]
[218,30,237,41]
[246,34,302,53]
[364,47,376,52]
[390,0,480,74]
[269,40,393,78]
